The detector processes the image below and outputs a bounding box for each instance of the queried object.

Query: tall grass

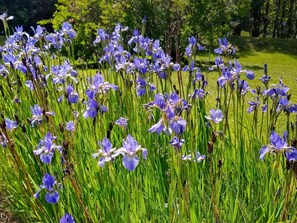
[0,21,297,223]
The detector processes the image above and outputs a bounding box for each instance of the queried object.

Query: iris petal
[122,155,139,171]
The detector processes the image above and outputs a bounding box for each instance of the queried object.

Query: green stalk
[280,169,294,221]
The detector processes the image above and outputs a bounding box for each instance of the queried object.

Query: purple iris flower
[115,55,128,72]
[285,147,297,162]
[192,89,205,99]
[232,60,254,80]
[245,70,255,80]
[166,92,180,106]
[262,104,268,112]
[172,64,180,71]
[66,85,79,104]
[289,104,297,113]
[185,45,193,57]
[51,61,78,84]
[274,82,290,96]
[93,28,108,45]
[30,104,44,125]
[260,131,292,160]
[197,44,204,51]
[214,38,228,54]
[33,132,62,164]
[60,213,75,223]
[192,69,203,83]
[237,79,249,95]
[5,118,18,130]
[189,61,195,72]
[134,57,148,74]
[99,105,108,114]
[217,60,254,87]
[247,100,260,113]
[259,75,271,84]
[214,38,236,56]
[147,92,189,136]
[117,135,147,171]
[115,117,128,128]
[61,22,76,40]
[182,151,206,162]
[149,83,156,92]
[0,133,8,148]
[136,77,156,96]
[214,56,224,68]
[217,68,233,87]
[278,97,289,110]
[148,119,165,135]
[0,13,14,22]
[30,104,55,126]
[87,73,118,95]
[214,47,223,55]
[65,121,75,132]
[45,32,64,50]
[185,36,201,57]
[233,60,242,73]
[3,52,17,64]
[83,99,99,119]
[3,52,27,74]
[285,148,297,162]
[0,65,9,76]
[34,173,61,204]
[24,36,39,54]
[188,36,197,45]
[205,109,224,124]
[152,48,165,60]
[57,96,64,103]
[152,39,160,48]
[169,118,187,134]
[136,77,147,96]
[153,94,166,109]
[169,136,185,151]
[263,80,289,97]
[31,25,45,39]
[92,138,120,167]
[14,26,23,37]
[25,80,34,90]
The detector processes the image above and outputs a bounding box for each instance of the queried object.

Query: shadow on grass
[229,36,297,59]
[244,65,263,70]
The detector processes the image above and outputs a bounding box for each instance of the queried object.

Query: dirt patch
[0,194,19,223]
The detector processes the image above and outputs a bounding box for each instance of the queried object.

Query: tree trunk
[295,0,297,38]
[286,0,294,37]
[262,0,270,37]
[280,0,287,37]
[273,0,281,37]
[251,0,264,37]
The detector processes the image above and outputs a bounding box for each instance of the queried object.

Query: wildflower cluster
[146,92,188,136]
[83,73,118,118]
[92,134,147,171]
[33,132,62,164]
[260,131,297,161]
[34,173,61,204]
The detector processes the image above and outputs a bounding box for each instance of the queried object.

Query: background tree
[2,0,297,58]
[0,0,57,33]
